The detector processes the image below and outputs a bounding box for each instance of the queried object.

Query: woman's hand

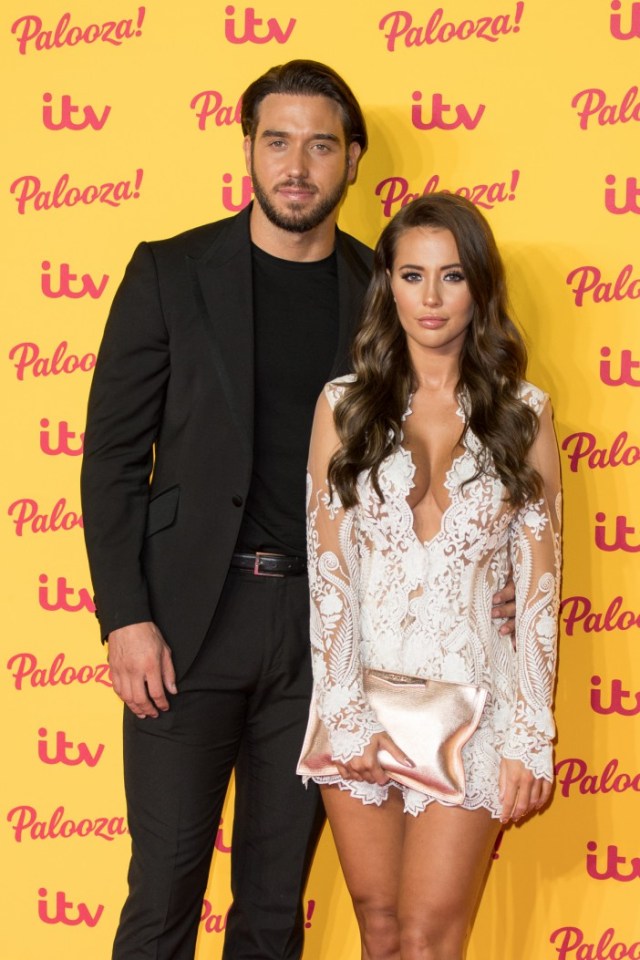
[498,757,552,823]
[334,732,415,786]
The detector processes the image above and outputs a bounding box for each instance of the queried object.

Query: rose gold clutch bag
[297,669,487,804]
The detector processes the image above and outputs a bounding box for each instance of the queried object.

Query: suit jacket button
[232,495,243,507]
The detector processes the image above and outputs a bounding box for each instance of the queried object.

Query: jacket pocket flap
[145,485,180,537]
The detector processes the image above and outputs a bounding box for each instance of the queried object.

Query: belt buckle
[253,551,285,578]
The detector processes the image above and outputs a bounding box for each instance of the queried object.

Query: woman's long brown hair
[328,193,542,509]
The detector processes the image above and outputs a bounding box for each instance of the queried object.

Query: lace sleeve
[306,386,384,763]
[504,397,562,780]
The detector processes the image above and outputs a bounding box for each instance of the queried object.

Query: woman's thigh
[321,783,406,910]
[398,803,501,951]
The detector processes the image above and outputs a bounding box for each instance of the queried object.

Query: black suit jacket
[81,205,373,679]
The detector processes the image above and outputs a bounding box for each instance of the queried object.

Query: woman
[303,194,561,959]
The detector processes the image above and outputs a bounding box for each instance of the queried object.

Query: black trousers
[112,567,325,960]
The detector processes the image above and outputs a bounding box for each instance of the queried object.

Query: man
[81,60,515,959]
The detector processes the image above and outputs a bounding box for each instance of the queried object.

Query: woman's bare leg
[321,784,406,960]
[398,803,501,960]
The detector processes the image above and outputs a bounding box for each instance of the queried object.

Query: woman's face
[388,226,474,361]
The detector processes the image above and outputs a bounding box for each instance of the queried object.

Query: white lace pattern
[305,376,561,818]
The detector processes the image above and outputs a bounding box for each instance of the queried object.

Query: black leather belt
[231,551,307,577]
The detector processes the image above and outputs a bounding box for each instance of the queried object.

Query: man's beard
[250,161,349,234]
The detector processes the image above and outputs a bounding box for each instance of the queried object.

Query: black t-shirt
[235,243,340,557]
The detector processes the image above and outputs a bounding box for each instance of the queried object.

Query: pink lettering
[42,93,111,131]
[585,840,640,881]
[599,347,640,387]
[550,926,640,960]
[561,432,640,472]
[572,85,640,130]
[590,675,640,717]
[190,90,242,130]
[605,174,640,214]
[11,8,146,55]
[379,2,524,52]
[491,830,505,860]
[550,925,584,958]
[38,887,104,927]
[200,900,230,934]
[38,573,94,612]
[610,0,640,40]
[215,817,232,853]
[561,595,640,636]
[224,5,296,44]
[7,805,127,842]
[8,341,96,381]
[39,420,85,457]
[7,497,83,536]
[10,169,143,215]
[221,172,254,211]
[566,263,640,307]
[38,728,104,767]
[411,91,485,130]
[375,170,519,218]
[6,652,112,691]
[555,757,640,798]
[304,899,316,928]
[41,261,109,299]
[594,512,640,552]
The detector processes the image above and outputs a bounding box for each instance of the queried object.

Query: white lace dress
[305,376,562,817]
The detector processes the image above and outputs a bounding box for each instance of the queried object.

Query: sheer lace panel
[306,376,561,811]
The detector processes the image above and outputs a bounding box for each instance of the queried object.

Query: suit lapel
[187,208,254,456]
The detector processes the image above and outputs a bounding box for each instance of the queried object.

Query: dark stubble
[250,152,349,234]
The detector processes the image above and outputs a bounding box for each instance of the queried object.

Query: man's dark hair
[241,59,368,153]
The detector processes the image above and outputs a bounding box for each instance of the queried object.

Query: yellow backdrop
[3,1,640,957]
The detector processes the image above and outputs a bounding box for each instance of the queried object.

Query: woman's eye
[400,272,422,283]
[444,271,465,282]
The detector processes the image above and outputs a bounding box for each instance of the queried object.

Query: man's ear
[243,135,252,176]
[346,142,362,184]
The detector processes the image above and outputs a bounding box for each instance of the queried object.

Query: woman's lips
[417,316,447,328]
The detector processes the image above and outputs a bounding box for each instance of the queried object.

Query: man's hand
[492,577,516,639]
[107,621,177,719]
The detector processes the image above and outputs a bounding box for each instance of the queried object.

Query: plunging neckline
[398,396,472,549]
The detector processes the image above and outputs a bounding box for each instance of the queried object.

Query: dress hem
[309,773,502,819]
